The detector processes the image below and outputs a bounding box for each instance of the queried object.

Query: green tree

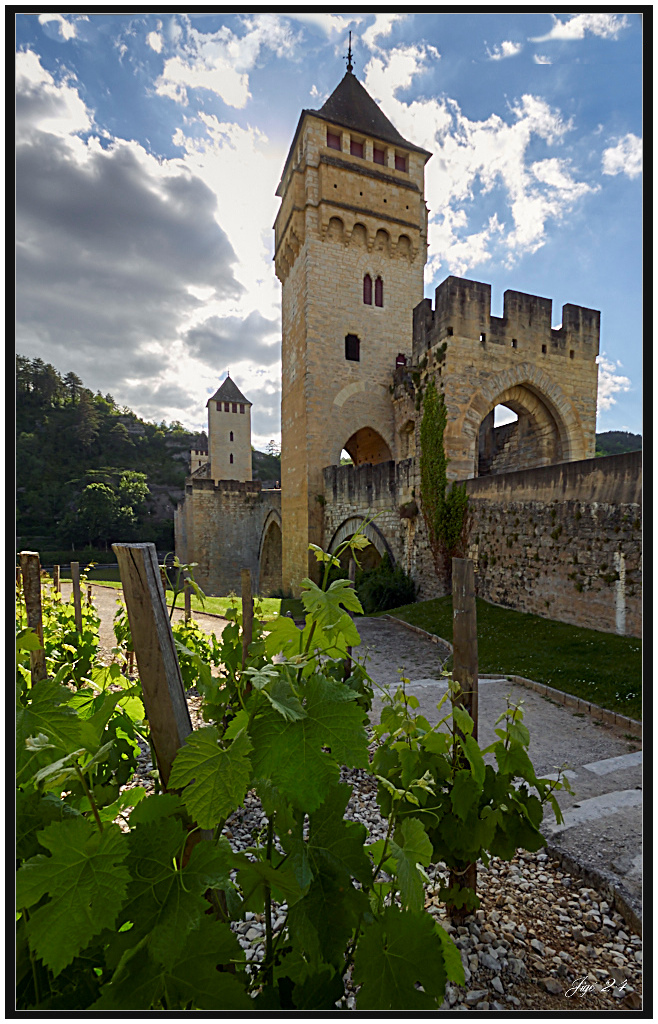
[117,471,149,513]
[77,483,118,547]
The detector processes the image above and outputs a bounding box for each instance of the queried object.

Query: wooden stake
[343,556,356,680]
[19,551,46,683]
[451,557,478,738]
[113,543,193,789]
[241,568,253,669]
[53,564,60,593]
[70,562,83,633]
[184,578,192,624]
[450,556,479,914]
[87,585,93,605]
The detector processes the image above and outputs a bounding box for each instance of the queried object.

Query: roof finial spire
[346,30,353,74]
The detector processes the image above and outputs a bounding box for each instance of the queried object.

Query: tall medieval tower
[207,376,252,483]
[274,63,431,593]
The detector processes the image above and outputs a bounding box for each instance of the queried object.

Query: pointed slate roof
[315,72,430,156]
[207,375,251,406]
[276,70,431,196]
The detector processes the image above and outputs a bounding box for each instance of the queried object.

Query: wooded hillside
[16,356,280,557]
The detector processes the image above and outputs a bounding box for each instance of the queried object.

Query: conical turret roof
[207,375,251,406]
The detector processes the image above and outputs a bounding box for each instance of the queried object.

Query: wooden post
[450,556,478,912]
[19,551,46,683]
[70,562,83,633]
[184,578,192,624]
[241,568,253,669]
[452,557,478,738]
[113,543,193,790]
[87,585,93,605]
[53,564,60,593]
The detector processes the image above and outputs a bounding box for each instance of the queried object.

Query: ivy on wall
[419,379,470,575]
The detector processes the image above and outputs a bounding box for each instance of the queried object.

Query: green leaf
[353,906,447,1010]
[261,678,306,721]
[249,675,368,812]
[389,817,433,912]
[460,734,485,788]
[309,543,341,568]
[95,917,250,1010]
[450,770,481,822]
[17,818,130,976]
[508,720,531,746]
[435,921,465,985]
[128,793,182,826]
[263,615,304,659]
[495,740,537,782]
[451,705,474,737]
[301,577,363,625]
[168,727,252,830]
[16,680,98,774]
[118,817,233,969]
[16,627,43,651]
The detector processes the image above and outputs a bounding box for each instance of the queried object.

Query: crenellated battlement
[413,275,600,362]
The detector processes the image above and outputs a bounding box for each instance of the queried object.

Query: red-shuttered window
[224,402,230,411]
[375,276,383,307]
[395,154,407,172]
[232,403,237,412]
[373,146,385,165]
[327,131,341,150]
[240,404,245,413]
[363,274,372,305]
[350,139,364,158]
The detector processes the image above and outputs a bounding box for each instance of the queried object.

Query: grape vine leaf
[450,769,481,821]
[118,817,234,969]
[16,679,98,774]
[168,726,252,829]
[353,905,447,1010]
[16,818,130,976]
[495,740,536,782]
[249,676,368,812]
[301,577,363,625]
[95,918,250,1010]
[389,817,433,912]
[460,734,485,788]
[435,921,465,985]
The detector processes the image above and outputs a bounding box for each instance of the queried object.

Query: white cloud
[16,49,92,138]
[362,14,407,51]
[602,134,642,179]
[530,13,629,43]
[364,48,596,277]
[285,13,354,36]
[596,355,631,411]
[487,40,522,61]
[533,54,552,65]
[38,13,78,40]
[147,31,163,54]
[155,14,299,108]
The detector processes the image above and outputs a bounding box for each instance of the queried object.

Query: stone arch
[374,228,390,254]
[399,418,415,459]
[343,426,392,467]
[258,510,282,596]
[328,515,395,569]
[350,223,367,248]
[457,363,586,477]
[326,216,344,243]
[396,234,411,259]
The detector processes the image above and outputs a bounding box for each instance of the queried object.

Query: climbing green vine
[419,379,470,573]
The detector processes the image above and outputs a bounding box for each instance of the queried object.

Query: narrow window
[363,274,372,305]
[224,401,230,411]
[345,334,360,361]
[542,344,547,354]
[395,153,406,171]
[374,276,383,307]
[232,403,237,412]
[350,139,364,158]
[480,333,486,343]
[229,431,234,442]
[570,350,575,359]
[230,453,234,464]
[511,338,517,349]
[327,130,341,150]
[240,404,245,413]
[373,146,385,165]
[216,401,221,411]
[447,326,454,337]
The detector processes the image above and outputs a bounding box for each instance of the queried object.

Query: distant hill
[595,431,642,457]
[16,354,279,556]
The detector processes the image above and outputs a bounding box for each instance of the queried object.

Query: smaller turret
[206,376,252,483]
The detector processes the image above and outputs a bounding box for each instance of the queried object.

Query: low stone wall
[321,452,641,637]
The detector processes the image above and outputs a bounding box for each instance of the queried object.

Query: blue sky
[16,12,643,447]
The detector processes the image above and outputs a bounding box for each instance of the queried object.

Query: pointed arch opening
[476,389,563,477]
[342,427,392,467]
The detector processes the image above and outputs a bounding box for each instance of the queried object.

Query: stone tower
[274,67,432,593]
[207,376,252,482]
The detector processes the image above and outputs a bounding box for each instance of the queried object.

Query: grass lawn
[382,596,642,721]
[78,578,304,622]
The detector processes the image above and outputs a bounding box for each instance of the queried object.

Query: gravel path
[78,584,643,1011]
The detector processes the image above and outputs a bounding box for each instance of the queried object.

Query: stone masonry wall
[322,452,641,637]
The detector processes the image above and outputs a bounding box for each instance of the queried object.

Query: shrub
[356,553,417,614]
